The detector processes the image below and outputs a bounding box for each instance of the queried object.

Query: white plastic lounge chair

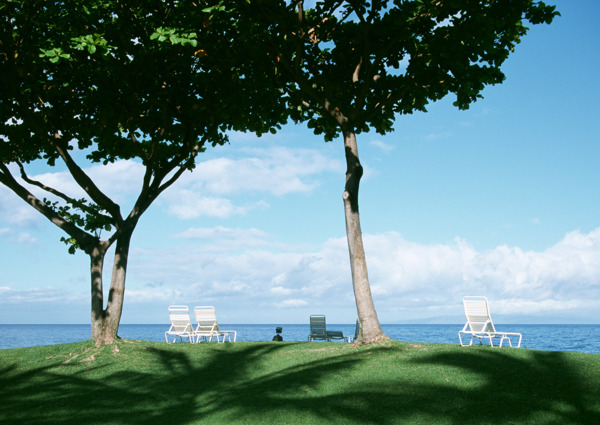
[193,306,237,343]
[308,314,329,341]
[459,296,522,348]
[165,305,195,343]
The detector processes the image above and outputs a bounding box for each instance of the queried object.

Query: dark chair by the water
[348,319,360,343]
[308,315,329,341]
[308,315,352,342]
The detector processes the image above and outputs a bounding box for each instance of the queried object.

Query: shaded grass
[1,339,599,424]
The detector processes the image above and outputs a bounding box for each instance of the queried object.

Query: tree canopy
[253,0,558,139]
[0,0,286,344]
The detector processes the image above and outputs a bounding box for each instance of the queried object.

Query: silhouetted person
[273,326,283,341]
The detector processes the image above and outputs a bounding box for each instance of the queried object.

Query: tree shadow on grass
[0,342,362,424]
[0,342,598,424]
[215,346,600,425]
[401,348,600,425]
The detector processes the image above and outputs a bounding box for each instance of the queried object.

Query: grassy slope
[1,339,599,425]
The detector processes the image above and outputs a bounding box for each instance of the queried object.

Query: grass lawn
[1,339,599,424]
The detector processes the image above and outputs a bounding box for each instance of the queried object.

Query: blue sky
[1,0,599,326]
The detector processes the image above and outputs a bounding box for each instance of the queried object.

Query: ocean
[1,323,599,353]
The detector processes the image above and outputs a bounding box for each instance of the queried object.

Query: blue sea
[1,324,599,353]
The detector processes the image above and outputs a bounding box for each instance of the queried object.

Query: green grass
[1,339,599,424]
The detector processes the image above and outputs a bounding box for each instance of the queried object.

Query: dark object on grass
[273,327,283,341]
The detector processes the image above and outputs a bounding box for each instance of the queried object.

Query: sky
[1,0,599,327]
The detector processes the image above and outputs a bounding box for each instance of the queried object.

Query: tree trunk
[89,230,133,346]
[90,244,107,344]
[342,128,387,344]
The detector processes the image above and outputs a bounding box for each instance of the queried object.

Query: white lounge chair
[193,306,237,343]
[459,296,522,348]
[165,305,195,343]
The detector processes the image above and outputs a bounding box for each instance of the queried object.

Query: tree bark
[89,229,133,346]
[342,128,387,344]
[90,244,107,343]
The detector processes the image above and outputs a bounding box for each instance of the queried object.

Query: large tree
[0,1,283,345]
[248,0,558,343]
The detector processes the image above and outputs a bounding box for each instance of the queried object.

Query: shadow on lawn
[0,342,598,424]
[404,349,600,425]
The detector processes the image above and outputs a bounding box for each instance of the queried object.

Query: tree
[0,1,284,345]
[247,0,559,343]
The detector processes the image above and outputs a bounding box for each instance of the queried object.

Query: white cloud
[0,285,86,304]
[278,299,309,308]
[362,229,600,321]
[14,232,37,244]
[0,185,42,226]
[425,132,453,141]
[1,146,341,224]
[123,227,600,323]
[175,226,268,240]
[123,287,184,304]
[167,194,255,219]
[172,226,271,252]
[163,146,341,219]
[192,156,319,196]
[269,286,294,296]
[369,140,395,152]
[2,221,600,323]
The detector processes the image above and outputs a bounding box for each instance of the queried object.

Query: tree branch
[16,160,113,223]
[0,163,99,252]
[48,133,124,225]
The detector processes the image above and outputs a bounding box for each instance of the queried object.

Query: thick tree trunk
[89,230,133,346]
[342,129,387,344]
[90,245,107,343]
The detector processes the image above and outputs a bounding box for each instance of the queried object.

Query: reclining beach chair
[308,314,329,341]
[165,305,195,343]
[193,306,237,343]
[459,296,522,348]
[327,320,358,343]
[347,319,361,343]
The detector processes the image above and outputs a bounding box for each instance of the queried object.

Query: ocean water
[1,323,599,354]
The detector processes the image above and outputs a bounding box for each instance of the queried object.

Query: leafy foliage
[0,0,286,253]
[248,0,559,141]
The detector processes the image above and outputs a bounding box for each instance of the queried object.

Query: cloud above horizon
[1,137,598,324]
[163,146,343,219]
[1,225,598,324]
[0,144,343,224]
[112,226,600,323]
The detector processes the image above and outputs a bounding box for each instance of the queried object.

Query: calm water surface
[1,324,599,354]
